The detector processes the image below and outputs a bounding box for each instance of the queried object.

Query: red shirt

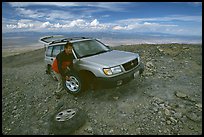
[52,51,74,77]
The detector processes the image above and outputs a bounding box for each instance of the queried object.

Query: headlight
[103,66,122,76]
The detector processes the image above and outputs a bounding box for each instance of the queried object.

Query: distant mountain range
[2,31,202,49]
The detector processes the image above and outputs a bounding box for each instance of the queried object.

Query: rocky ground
[2,44,202,135]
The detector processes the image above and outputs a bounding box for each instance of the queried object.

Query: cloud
[90,19,99,27]
[188,2,202,7]
[6,24,17,29]
[117,15,202,24]
[16,8,45,19]
[40,22,51,28]
[5,18,109,32]
[112,25,127,30]
[6,19,34,29]
[9,2,131,13]
[69,19,87,27]
[9,2,79,7]
[112,21,177,31]
[17,22,33,28]
[15,7,75,21]
[3,12,201,36]
[44,10,75,21]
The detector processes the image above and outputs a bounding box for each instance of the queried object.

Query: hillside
[2,44,202,135]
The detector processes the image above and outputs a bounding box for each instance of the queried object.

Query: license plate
[133,71,139,78]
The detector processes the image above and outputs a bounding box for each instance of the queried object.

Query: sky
[2,2,202,36]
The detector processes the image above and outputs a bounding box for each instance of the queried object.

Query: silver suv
[39,35,144,95]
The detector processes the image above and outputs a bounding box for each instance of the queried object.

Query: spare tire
[63,71,84,95]
[49,107,87,135]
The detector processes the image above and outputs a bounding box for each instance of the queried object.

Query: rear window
[46,46,53,57]
[52,45,62,57]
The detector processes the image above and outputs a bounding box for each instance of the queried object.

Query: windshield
[72,39,110,58]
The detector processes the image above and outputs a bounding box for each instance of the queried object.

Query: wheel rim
[55,108,78,122]
[65,76,80,92]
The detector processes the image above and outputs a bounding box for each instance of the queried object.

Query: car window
[61,45,64,51]
[52,45,61,57]
[46,46,53,57]
[73,40,110,58]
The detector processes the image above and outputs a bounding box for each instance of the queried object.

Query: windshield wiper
[80,54,95,58]
[80,50,109,58]
[95,50,108,55]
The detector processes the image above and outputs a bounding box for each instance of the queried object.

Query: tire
[63,72,84,95]
[49,107,87,135]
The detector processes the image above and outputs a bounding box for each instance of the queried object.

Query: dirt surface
[2,44,202,135]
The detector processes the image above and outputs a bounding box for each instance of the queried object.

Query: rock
[145,72,153,76]
[109,129,114,134]
[153,107,159,112]
[55,101,64,111]
[146,61,154,68]
[175,91,187,98]
[183,46,189,50]
[166,120,171,125]
[121,127,128,132]
[93,119,97,125]
[187,96,196,102]
[174,112,182,119]
[153,97,164,104]
[136,128,141,134]
[195,103,202,109]
[169,117,177,123]
[159,103,165,108]
[158,48,164,52]
[85,126,93,133]
[186,111,202,122]
[167,75,174,78]
[113,96,119,100]
[161,118,166,122]
[164,109,170,116]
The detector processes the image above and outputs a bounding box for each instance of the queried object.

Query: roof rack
[39,35,92,45]
[39,35,65,44]
[49,37,92,44]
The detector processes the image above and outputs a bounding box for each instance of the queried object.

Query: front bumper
[95,62,144,88]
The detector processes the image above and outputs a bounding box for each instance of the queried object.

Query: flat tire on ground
[49,107,86,135]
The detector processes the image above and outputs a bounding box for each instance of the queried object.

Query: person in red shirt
[52,42,74,99]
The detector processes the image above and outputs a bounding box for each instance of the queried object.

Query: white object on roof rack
[39,35,93,45]
[39,35,65,45]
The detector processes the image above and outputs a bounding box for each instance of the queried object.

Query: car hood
[81,50,138,67]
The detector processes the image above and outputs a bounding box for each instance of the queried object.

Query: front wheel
[63,72,83,95]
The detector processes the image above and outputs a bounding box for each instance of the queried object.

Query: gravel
[2,44,202,135]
